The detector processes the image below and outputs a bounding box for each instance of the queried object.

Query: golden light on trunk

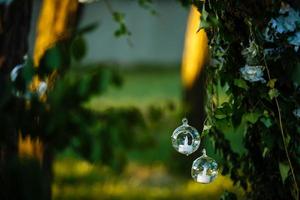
[33,0,78,66]
[19,0,78,162]
[181,6,208,88]
[18,132,44,161]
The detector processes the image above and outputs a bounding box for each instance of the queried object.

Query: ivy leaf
[201,5,208,21]
[212,81,232,107]
[262,147,269,158]
[215,118,247,156]
[278,162,290,183]
[112,12,131,37]
[285,134,291,146]
[267,79,277,88]
[268,88,279,99]
[234,78,249,90]
[220,190,238,200]
[198,5,209,30]
[214,111,227,119]
[71,36,87,61]
[43,46,62,70]
[243,112,261,124]
[78,75,92,97]
[202,124,212,136]
[260,117,272,128]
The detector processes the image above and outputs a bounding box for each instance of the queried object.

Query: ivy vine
[190,0,300,199]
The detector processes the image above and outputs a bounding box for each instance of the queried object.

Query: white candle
[197,174,211,183]
[196,167,210,183]
[178,136,192,155]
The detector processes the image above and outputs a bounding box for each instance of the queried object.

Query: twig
[102,0,133,47]
[103,0,113,14]
[263,56,299,200]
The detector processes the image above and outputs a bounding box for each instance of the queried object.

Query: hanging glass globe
[191,149,218,184]
[37,81,48,96]
[171,118,200,156]
[10,64,24,82]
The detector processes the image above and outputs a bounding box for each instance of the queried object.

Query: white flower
[264,4,300,42]
[293,108,300,119]
[240,65,266,83]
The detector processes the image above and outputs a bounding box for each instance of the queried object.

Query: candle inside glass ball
[171,118,200,156]
[191,149,218,183]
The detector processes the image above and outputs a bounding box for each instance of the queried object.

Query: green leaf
[260,117,272,128]
[112,12,131,37]
[234,78,249,90]
[202,124,212,136]
[213,80,232,107]
[278,162,290,183]
[198,5,209,30]
[198,20,211,30]
[243,112,261,124]
[261,132,276,149]
[113,12,125,22]
[268,88,279,100]
[71,36,87,61]
[203,124,212,131]
[44,46,62,69]
[220,190,238,200]
[214,109,227,119]
[215,118,247,156]
[262,147,268,158]
[285,134,291,146]
[267,79,277,88]
[201,5,208,21]
[78,75,92,97]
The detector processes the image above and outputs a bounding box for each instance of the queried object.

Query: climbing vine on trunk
[190,0,300,199]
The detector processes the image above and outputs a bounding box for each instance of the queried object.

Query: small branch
[103,0,114,14]
[263,56,299,200]
[102,0,133,47]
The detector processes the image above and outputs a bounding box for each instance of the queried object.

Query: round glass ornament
[191,149,218,184]
[37,81,48,96]
[171,118,200,156]
[10,64,24,82]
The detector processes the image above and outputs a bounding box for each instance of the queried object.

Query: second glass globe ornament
[171,118,201,156]
[191,149,218,184]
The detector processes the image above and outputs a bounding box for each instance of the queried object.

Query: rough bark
[0,1,33,200]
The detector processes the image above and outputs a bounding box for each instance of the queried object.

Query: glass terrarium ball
[191,149,218,184]
[171,118,201,156]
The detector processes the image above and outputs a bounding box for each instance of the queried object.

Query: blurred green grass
[53,67,245,200]
[53,159,244,200]
[87,67,182,112]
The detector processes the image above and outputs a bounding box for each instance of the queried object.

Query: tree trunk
[0,1,33,200]
[181,6,208,135]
